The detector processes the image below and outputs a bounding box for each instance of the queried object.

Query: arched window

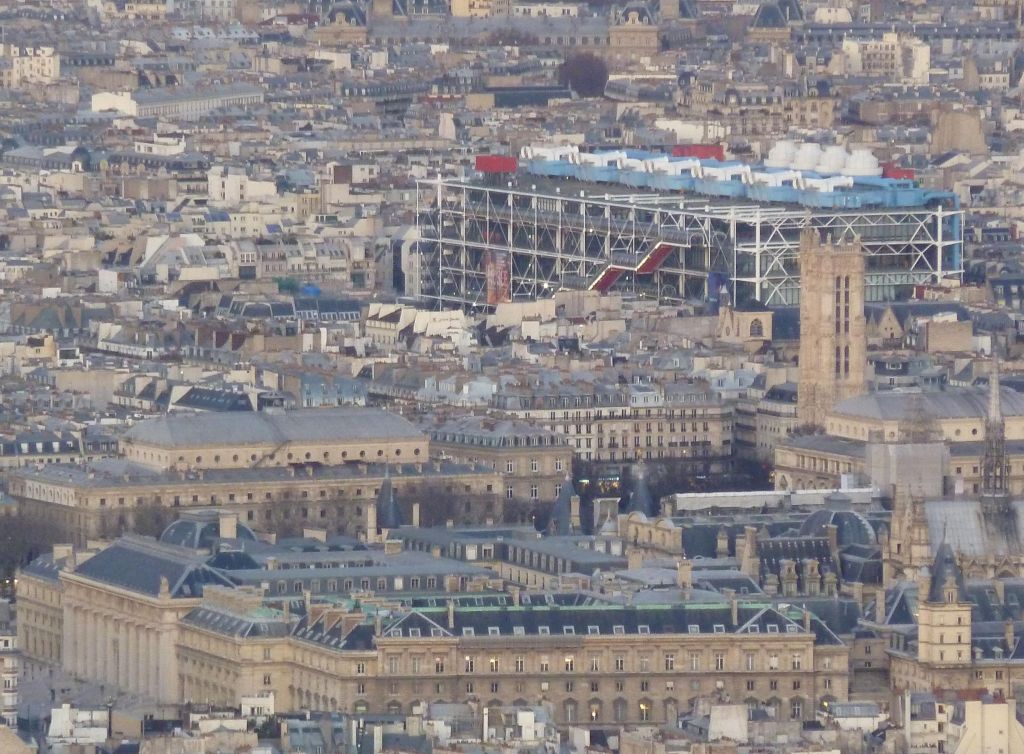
[613,698,627,722]
[749,318,763,338]
[790,697,804,720]
[638,699,653,722]
[563,699,578,723]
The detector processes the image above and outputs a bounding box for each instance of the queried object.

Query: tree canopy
[558,53,609,98]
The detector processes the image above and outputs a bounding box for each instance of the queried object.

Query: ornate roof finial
[981,348,1011,511]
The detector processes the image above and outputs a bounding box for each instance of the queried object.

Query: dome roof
[160,518,258,550]
[798,507,876,547]
[206,550,261,570]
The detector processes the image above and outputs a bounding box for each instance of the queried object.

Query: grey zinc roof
[833,387,1024,421]
[74,537,236,598]
[429,415,567,446]
[779,434,866,457]
[182,605,292,638]
[123,407,423,448]
[924,499,1024,557]
[21,553,64,582]
[225,552,490,590]
[13,459,488,489]
[380,602,842,644]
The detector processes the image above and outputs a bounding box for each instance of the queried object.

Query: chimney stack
[676,558,692,590]
[825,524,839,554]
[366,502,378,542]
[219,511,238,540]
[723,588,738,625]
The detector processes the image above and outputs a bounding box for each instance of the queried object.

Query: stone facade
[177,597,848,725]
[427,417,574,505]
[797,229,867,427]
[493,383,733,468]
[9,461,502,545]
[61,567,189,704]
[20,537,851,727]
[0,621,17,726]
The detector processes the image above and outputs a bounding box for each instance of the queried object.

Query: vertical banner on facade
[486,250,511,305]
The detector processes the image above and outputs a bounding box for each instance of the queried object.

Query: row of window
[369,650,821,675]
[283,686,816,724]
[275,573,452,594]
[503,458,564,474]
[506,483,547,500]
[166,447,421,465]
[538,408,716,419]
[94,479,480,507]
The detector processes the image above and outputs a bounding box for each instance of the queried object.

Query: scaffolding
[414,176,964,310]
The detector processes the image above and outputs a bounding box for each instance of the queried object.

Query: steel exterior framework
[415,178,964,309]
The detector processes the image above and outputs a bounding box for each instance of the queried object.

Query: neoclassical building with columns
[20,525,851,723]
[60,537,236,703]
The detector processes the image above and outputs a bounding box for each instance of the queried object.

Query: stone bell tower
[796,228,867,427]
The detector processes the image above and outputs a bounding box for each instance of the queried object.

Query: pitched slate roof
[628,469,657,517]
[928,540,967,604]
[73,537,235,598]
[292,612,376,651]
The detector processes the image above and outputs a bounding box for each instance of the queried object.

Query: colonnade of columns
[62,600,168,702]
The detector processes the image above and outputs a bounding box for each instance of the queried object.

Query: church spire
[989,354,1003,425]
[981,354,1011,510]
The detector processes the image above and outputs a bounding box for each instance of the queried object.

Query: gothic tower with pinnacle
[797,228,867,427]
[981,356,1012,514]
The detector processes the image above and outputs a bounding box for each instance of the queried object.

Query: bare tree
[558,53,610,97]
[0,514,52,590]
